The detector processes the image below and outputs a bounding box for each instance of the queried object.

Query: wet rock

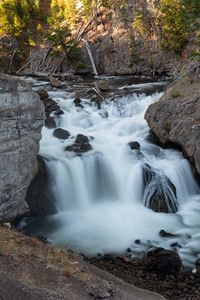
[128,141,140,150]
[37,90,49,100]
[195,258,200,273]
[65,143,92,153]
[159,230,176,238]
[45,117,56,129]
[143,247,182,276]
[26,156,57,216]
[37,90,61,116]
[75,134,89,144]
[74,92,82,107]
[143,164,178,213]
[48,104,60,113]
[135,239,141,244]
[53,109,64,115]
[98,80,110,91]
[170,242,182,248]
[53,128,70,140]
[65,134,92,153]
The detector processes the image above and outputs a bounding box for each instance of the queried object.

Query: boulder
[26,156,57,215]
[0,74,44,220]
[74,92,82,107]
[65,134,92,153]
[37,90,61,116]
[53,109,64,116]
[142,247,182,276]
[98,80,110,91]
[49,75,62,88]
[65,143,92,154]
[128,141,140,150]
[142,164,178,213]
[37,90,49,100]
[145,71,200,177]
[75,134,89,144]
[53,128,70,140]
[45,117,56,129]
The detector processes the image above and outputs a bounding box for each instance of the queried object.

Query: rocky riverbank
[87,253,200,300]
[0,74,44,220]
[145,66,200,178]
[0,224,166,300]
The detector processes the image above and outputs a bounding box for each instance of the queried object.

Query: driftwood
[82,39,98,76]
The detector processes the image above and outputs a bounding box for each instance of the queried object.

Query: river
[21,75,200,268]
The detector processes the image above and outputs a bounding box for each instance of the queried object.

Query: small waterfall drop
[21,77,200,268]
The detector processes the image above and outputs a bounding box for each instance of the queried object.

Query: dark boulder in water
[65,143,92,153]
[53,128,70,140]
[159,229,176,238]
[45,117,56,129]
[65,134,92,153]
[75,134,89,144]
[74,92,83,107]
[26,155,57,216]
[128,141,140,150]
[53,109,64,115]
[142,164,178,213]
[143,247,182,276]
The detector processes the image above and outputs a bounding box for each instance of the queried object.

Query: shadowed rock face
[145,71,200,177]
[143,164,178,213]
[0,74,45,220]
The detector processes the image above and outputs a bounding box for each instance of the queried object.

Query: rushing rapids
[21,76,200,268]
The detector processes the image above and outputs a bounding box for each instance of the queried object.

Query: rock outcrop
[0,74,44,220]
[145,70,200,176]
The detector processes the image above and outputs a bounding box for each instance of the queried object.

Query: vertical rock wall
[0,74,45,220]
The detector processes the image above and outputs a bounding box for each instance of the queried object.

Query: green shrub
[170,89,181,98]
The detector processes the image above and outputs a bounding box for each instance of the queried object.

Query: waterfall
[21,78,200,267]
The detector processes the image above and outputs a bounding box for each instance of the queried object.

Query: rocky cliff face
[145,68,200,176]
[0,74,44,220]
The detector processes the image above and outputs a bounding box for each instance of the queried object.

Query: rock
[65,134,92,153]
[37,90,61,116]
[75,134,89,144]
[159,230,176,238]
[0,74,44,220]
[53,109,64,116]
[98,80,110,91]
[37,90,49,100]
[128,141,140,150]
[142,164,178,213]
[195,258,200,273]
[143,247,182,276]
[45,117,56,129]
[135,239,141,244]
[65,142,92,153]
[49,75,62,88]
[53,128,70,140]
[74,92,82,107]
[26,155,57,215]
[145,72,200,176]
[87,284,113,299]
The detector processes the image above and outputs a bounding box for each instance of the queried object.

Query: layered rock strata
[0,74,44,220]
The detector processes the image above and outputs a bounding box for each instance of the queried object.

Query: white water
[23,79,200,267]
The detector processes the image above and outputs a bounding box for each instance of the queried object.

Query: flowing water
[21,76,200,268]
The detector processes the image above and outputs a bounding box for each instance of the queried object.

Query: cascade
[21,77,200,268]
